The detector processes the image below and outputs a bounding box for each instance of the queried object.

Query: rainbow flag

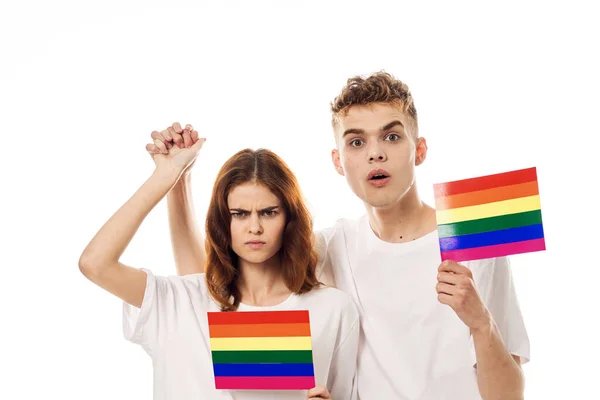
[207,310,315,390]
[434,167,545,262]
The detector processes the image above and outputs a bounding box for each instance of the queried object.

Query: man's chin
[356,183,414,209]
[365,199,397,209]
[359,192,398,209]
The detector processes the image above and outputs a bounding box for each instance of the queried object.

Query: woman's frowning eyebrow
[229,206,280,213]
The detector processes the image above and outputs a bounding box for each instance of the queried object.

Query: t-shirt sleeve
[122,268,181,357]
[469,256,531,366]
[327,302,360,400]
[315,228,337,288]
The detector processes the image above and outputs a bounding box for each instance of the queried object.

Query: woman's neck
[237,255,292,307]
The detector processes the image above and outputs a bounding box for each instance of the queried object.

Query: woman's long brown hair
[205,148,320,311]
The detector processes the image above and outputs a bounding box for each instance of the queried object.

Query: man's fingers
[151,130,167,143]
[172,122,183,133]
[191,137,206,151]
[149,124,195,149]
[308,393,331,399]
[145,143,159,154]
[437,271,459,285]
[436,282,456,296]
[439,260,472,277]
[154,139,168,154]
[165,128,176,142]
[437,292,453,306]
[172,131,184,148]
[307,387,323,396]
[307,386,330,399]
[182,129,192,148]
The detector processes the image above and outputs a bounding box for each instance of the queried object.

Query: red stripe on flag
[208,310,309,325]
[434,167,537,198]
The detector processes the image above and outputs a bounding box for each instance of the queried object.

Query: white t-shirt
[122,270,359,400]
[316,215,531,400]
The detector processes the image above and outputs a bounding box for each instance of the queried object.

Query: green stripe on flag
[438,210,543,238]
[212,350,313,364]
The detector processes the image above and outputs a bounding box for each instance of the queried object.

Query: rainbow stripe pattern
[208,310,315,390]
[434,167,545,262]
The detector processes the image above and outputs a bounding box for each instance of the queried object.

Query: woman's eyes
[231,211,278,218]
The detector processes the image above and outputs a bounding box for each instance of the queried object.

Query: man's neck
[365,184,437,243]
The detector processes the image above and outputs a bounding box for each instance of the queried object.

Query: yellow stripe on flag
[436,195,541,225]
[209,336,313,351]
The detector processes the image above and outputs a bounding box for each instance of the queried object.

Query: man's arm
[148,124,206,276]
[314,228,337,287]
[167,173,206,275]
[437,260,525,400]
[472,318,525,400]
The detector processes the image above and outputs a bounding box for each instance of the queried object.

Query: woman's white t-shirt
[122,270,359,400]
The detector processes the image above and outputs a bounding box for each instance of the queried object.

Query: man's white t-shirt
[316,215,531,400]
[122,270,360,400]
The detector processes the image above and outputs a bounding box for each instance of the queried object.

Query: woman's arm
[78,168,180,307]
[80,126,205,307]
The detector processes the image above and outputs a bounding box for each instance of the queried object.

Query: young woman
[79,124,359,400]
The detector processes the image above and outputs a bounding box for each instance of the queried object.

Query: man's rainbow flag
[208,310,315,390]
[434,167,545,262]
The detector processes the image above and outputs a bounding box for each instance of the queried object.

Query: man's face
[332,103,427,208]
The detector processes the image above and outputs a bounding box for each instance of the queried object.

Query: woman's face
[227,182,287,265]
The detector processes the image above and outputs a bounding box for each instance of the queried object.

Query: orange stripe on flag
[209,323,311,338]
[435,180,540,210]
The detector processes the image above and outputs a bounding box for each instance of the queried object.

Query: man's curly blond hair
[330,71,419,137]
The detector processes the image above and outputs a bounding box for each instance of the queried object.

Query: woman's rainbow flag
[207,310,315,390]
[434,167,545,262]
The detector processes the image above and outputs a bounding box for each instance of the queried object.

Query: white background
[1,0,598,398]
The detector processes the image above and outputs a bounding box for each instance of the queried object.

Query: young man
[148,72,529,400]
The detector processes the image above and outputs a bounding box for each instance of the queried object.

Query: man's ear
[415,137,428,166]
[331,149,345,176]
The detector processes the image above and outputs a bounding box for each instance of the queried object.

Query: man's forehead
[337,104,408,131]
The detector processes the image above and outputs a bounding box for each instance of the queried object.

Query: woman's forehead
[227,182,281,208]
